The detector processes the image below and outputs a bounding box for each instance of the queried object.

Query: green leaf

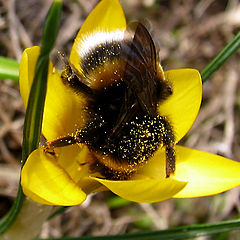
[201,31,240,83]
[0,56,19,82]
[48,206,69,220]
[0,0,62,234]
[107,196,132,209]
[21,56,49,160]
[34,218,240,240]
[40,0,62,56]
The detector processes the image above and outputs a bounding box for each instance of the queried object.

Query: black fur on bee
[47,22,175,179]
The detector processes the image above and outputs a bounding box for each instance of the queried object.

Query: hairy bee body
[51,22,175,179]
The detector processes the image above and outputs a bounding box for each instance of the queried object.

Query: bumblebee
[45,22,175,180]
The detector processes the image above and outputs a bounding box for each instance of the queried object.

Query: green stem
[201,31,240,83]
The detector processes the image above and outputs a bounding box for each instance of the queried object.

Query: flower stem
[201,31,240,83]
[2,199,53,240]
[0,186,25,234]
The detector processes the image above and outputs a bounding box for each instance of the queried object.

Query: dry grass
[0,0,240,239]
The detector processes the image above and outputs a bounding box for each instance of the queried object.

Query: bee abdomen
[81,41,122,73]
[80,114,173,179]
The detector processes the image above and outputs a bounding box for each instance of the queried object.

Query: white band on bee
[77,30,125,58]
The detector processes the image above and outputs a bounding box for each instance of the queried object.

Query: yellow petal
[137,148,167,179]
[173,146,240,198]
[19,46,40,109]
[69,0,126,74]
[51,144,101,193]
[158,69,202,142]
[21,147,86,206]
[93,178,186,203]
[42,68,86,140]
[23,188,54,205]
[54,144,86,182]
[19,46,86,140]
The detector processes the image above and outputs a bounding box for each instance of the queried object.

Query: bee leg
[165,143,175,177]
[161,117,175,177]
[44,135,81,155]
[46,135,80,148]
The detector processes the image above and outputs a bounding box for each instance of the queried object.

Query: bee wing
[123,22,159,116]
[110,23,159,138]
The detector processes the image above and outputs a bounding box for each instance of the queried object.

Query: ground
[0,0,240,239]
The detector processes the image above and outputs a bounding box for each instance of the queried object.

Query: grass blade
[34,218,240,240]
[0,0,62,234]
[201,31,240,83]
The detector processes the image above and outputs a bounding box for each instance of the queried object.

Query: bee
[45,22,175,180]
